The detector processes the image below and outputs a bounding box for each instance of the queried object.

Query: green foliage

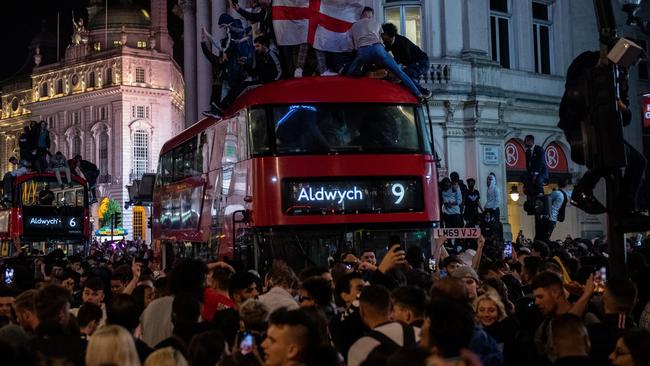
[102,199,122,227]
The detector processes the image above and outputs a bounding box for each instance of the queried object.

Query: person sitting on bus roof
[344,7,430,103]
[2,157,29,204]
[381,23,431,96]
[50,151,73,190]
[207,35,283,118]
[38,184,55,206]
[69,155,99,204]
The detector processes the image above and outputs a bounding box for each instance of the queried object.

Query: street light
[509,185,520,202]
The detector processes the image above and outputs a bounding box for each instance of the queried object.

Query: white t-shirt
[347,322,420,366]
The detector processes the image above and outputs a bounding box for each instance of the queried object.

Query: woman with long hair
[85,325,141,366]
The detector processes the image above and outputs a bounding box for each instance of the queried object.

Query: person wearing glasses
[608,329,650,366]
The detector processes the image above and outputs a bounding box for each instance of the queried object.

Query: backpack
[557,190,568,222]
[365,322,416,348]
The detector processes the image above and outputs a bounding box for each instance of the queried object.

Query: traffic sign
[434,228,481,239]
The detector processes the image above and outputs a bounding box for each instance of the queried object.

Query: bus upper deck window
[248,108,270,156]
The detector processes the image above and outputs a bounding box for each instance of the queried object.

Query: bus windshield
[20,177,86,207]
[250,104,428,155]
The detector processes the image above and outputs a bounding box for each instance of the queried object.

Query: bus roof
[13,172,87,185]
[161,77,420,155]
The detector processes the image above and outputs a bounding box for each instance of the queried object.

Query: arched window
[99,129,109,175]
[88,72,96,88]
[73,135,82,157]
[133,129,149,179]
[41,82,48,97]
[105,68,113,85]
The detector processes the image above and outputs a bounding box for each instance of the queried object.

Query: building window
[56,79,63,94]
[41,82,48,97]
[113,40,122,47]
[532,1,552,74]
[136,106,145,118]
[99,129,109,175]
[88,72,96,88]
[94,42,101,51]
[137,40,147,48]
[490,0,511,68]
[48,116,55,129]
[73,135,82,157]
[132,206,146,240]
[135,68,145,84]
[384,3,422,46]
[71,112,80,125]
[100,106,107,121]
[133,129,149,179]
[105,68,113,85]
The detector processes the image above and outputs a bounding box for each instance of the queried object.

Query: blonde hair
[85,325,141,366]
[144,347,189,366]
[474,293,507,322]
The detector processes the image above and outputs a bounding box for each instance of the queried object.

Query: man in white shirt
[258,261,299,315]
[345,7,428,102]
[347,285,419,366]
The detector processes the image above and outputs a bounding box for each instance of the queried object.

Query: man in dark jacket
[212,35,282,115]
[18,126,31,166]
[70,155,99,203]
[381,22,430,96]
[27,285,86,366]
[560,51,648,223]
[524,134,548,196]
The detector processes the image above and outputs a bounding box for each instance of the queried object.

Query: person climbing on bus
[208,35,283,117]
[69,155,100,204]
[345,7,430,103]
[2,157,29,205]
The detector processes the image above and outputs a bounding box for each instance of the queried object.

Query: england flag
[272,0,364,52]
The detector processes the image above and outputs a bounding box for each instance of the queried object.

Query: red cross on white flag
[272,0,364,52]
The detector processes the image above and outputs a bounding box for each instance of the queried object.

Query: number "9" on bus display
[391,183,405,204]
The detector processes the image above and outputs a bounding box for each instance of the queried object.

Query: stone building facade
[0,0,184,242]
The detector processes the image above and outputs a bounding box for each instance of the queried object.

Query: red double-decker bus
[0,172,91,256]
[152,77,440,269]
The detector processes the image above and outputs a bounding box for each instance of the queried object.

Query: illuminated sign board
[644,94,650,128]
[283,178,423,215]
[24,215,82,234]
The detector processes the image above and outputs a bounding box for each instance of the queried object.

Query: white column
[180,0,198,127]
[441,0,463,57]
[462,0,490,58]
[196,0,211,117]
[211,0,226,44]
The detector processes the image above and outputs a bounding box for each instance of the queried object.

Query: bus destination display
[24,215,83,234]
[283,178,423,215]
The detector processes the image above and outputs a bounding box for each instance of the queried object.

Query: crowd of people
[1,119,101,204]
[201,3,432,118]
[1,230,650,366]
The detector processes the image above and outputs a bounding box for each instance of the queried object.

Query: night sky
[0,0,183,81]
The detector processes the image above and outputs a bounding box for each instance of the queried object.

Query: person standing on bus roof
[18,126,31,167]
[50,151,73,190]
[345,7,431,103]
[206,35,282,118]
[35,121,51,173]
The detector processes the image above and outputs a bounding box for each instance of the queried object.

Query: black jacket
[384,34,428,65]
[27,323,87,366]
[525,145,548,180]
[257,49,282,83]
